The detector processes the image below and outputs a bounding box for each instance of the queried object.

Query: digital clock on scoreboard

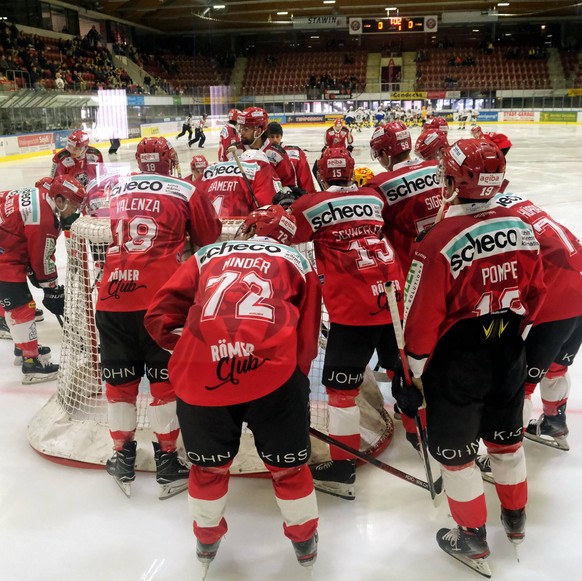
[349,16,438,35]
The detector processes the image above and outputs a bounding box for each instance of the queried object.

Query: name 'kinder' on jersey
[303,195,384,232]
[442,217,539,277]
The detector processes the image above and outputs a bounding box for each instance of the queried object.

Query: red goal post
[27,215,393,474]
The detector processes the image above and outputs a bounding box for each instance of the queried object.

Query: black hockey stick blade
[309,427,433,494]
[56,314,64,328]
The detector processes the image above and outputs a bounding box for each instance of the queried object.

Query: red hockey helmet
[238,107,269,132]
[190,154,209,173]
[66,130,90,158]
[228,108,241,123]
[135,136,178,176]
[441,139,506,200]
[425,116,449,133]
[317,147,355,182]
[333,118,343,131]
[370,121,412,159]
[414,129,449,161]
[48,175,86,207]
[241,205,297,245]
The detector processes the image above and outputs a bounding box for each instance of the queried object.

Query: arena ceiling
[69,1,582,34]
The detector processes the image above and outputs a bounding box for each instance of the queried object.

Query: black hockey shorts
[422,313,526,467]
[0,280,33,311]
[95,309,170,386]
[525,316,582,383]
[323,322,398,390]
[177,368,311,469]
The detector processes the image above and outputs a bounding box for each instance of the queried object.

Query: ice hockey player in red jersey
[95,136,221,499]
[324,118,354,151]
[186,154,209,183]
[267,121,317,192]
[471,125,512,157]
[367,121,444,274]
[392,139,545,576]
[50,130,104,186]
[238,107,297,187]
[491,193,582,452]
[196,148,283,218]
[145,205,321,576]
[289,147,404,500]
[217,108,243,162]
[0,176,86,384]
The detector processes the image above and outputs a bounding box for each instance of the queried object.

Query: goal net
[27,215,393,474]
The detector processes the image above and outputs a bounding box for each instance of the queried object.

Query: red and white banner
[503,111,535,122]
[17,133,55,151]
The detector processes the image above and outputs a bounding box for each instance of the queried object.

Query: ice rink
[1,122,581,581]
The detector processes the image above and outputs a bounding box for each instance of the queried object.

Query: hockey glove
[26,266,41,289]
[347,145,354,153]
[272,186,307,209]
[391,363,424,418]
[42,285,65,317]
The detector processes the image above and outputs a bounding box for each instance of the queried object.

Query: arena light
[213,4,226,9]
[277,11,288,15]
[497,2,510,6]
[323,1,336,4]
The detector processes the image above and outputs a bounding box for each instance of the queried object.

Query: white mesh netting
[27,215,393,473]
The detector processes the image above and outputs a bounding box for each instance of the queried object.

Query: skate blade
[524,432,569,451]
[479,472,495,485]
[112,478,132,498]
[447,553,492,578]
[0,331,12,340]
[512,543,521,563]
[313,480,355,501]
[21,371,58,385]
[158,479,188,500]
[200,562,210,580]
[303,565,315,580]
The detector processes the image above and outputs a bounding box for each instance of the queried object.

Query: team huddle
[1,108,580,579]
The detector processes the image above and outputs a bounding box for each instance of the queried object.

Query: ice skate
[153,442,190,500]
[436,525,491,578]
[21,356,59,385]
[311,460,356,500]
[392,402,402,420]
[106,440,137,498]
[524,403,569,451]
[34,308,44,322]
[501,507,525,561]
[196,538,221,580]
[475,454,495,484]
[14,345,51,366]
[292,531,318,569]
[0,316,11,340]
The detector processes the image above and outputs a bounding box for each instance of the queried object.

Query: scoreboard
[349,16,438,35]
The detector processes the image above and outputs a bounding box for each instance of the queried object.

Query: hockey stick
[56,314,64,328]
[385,282,443,506]
[309,427,432,493]
[228,146,260,209]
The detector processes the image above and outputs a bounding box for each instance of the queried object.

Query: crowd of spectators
[307,72,359,93]
[0,21,143,93]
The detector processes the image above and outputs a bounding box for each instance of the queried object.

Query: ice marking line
[140,558,166,581]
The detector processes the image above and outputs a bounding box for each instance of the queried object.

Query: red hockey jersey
[285,145,317,192]
[217,124,243,162]
[0,187,59,286]
[324,127,353,149]
[403,201,546,378]
[291,184,404,326]
[50,147,104,186]
[258,142,297,187]
[492,192,582,324]
[196,158,283,219]
[145,237,322,406]
[96,173,221,312]
[367,158,443,272]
